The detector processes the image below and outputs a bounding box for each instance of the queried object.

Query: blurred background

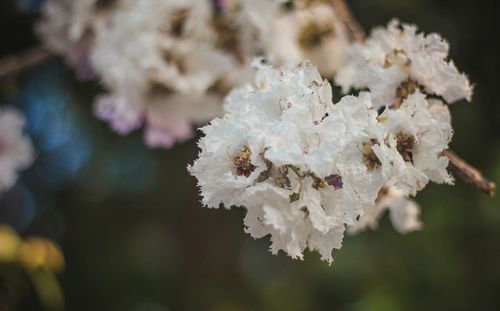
[1,0,499,310]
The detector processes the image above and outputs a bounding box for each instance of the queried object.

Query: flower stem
[330,0,366,43]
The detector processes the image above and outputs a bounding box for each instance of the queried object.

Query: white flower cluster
[337,19,473,109]
[38,0,351,148]
[0,109,35,192]
[189,58,460,262]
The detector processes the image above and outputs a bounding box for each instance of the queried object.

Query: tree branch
[0,47,52,79]
[330,0,366,43]
[443,150,496,196]
[330,0,496,195]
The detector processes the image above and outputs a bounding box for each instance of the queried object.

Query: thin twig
[0,47,52,79]
[330,0,366,42]
[330,0,496,195]
[443,150,496,196]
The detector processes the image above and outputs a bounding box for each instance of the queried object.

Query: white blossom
[336,19,473,108]
[379,93,454,191]
[232,0,350,76]
[0,109,35,192]
[349,186,422,234]
[267,1,349,76]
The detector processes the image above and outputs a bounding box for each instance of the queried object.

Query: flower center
[234,146,256,177]
[392,79,422,107]
[396,132,416,162]
[170,9,189,37]
[298,22,335,49]
[312,173,343,190]
[361,139,382,171]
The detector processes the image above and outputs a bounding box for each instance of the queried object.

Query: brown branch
[330,0,366,43]
[330,0,496,195]
[443,150,496,196]
[0,47,52,79]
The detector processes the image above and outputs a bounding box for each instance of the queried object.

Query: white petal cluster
[233,0,350,76]
[189,60,455,262]
[336,19,473,109]
[350,93,453,235]
[0,109,35,192]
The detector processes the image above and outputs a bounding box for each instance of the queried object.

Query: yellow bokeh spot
[0,225,22,263]
[18,237,65,273]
